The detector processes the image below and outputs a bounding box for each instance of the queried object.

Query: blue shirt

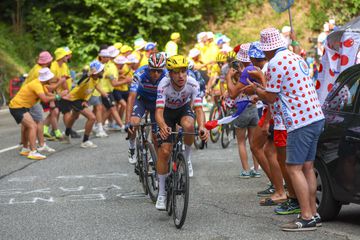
[130,65,167,102]
[239,65,257,85]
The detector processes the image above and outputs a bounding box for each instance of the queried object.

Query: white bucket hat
[127,54,139,63]
[38,68,54,82]
[259,27,287,52]
[107,46,120,58]
[189,48,201,58]
[99,49,111,57]
[236,43,251,63]
[114,55,128,65]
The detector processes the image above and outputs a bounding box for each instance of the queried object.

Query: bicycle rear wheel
[172,152,189,229]
[144,142,158,203]
[221,123,231,149]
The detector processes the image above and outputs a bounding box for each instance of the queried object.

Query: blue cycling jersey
[188,69,206,94]
[130,65,167,102]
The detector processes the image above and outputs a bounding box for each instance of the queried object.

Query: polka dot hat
[236,43,251,63]
[259,27,287,51]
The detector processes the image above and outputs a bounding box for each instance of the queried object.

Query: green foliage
[307,0,360,31]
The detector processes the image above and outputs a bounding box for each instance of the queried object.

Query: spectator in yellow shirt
[165,32,180,57]
[9,68,66,160]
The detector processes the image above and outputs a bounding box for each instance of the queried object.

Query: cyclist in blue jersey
[125,52,167,164]
[188,60,206,99]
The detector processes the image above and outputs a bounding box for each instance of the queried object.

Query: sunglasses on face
[170,68,187,73]
[149,69,163,74]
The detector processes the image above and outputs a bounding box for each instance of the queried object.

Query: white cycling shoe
[155,195,167,211]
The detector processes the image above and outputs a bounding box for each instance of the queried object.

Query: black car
[315,63,360,221]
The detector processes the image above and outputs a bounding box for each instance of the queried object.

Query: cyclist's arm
[126,91,136,123]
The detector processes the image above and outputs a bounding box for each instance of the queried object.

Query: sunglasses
[170,68,187,73]
[149,69,163,74]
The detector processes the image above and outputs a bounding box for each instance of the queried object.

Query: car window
[324,76,360,113]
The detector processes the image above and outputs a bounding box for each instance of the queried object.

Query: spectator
[317,23,330,57]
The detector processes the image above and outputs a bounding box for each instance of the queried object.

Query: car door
[319,65,360,203]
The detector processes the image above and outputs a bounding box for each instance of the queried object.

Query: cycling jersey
[130,65,167,102]
[187,69,205,97]
[156,76,202,109]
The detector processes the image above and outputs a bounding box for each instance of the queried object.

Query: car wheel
[314,160,342,221]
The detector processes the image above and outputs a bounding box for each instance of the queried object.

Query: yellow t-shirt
[50,61,72,92]
[69,76,99,101]
[23,64,42,85]
[9,79,46,109]
[203,42,219,65]
[209,64,221,91]
[114,64,133,92]
[165,41,178,57]
[93,61,118,96]
[134,51,148,68]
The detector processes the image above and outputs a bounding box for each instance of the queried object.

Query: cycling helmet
[148,52,166,69]
[166,55,188,70]
[188,59,195,70]
[216,53,227,63]
[227,51,237,62]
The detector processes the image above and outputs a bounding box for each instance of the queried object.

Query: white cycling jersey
[156,76,202,109]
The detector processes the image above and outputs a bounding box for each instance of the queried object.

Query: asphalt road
[0,109,359,240]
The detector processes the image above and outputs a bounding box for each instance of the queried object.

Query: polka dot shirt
[265,49,325,132]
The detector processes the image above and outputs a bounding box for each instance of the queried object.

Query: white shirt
[265,49,324,132]
[156,76,202,109]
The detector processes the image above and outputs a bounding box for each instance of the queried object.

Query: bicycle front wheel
[209,104,222,143]
[144,142,158,203]
[172,152,189,229]
[136,139,148,195]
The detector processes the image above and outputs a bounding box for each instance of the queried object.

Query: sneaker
[274,198,301,215]
[96,130,108,138]
[188,160,194,177]
[43,131,52,138]
[250,169,261,178]
[257,184,275,197]
[109,123,122,131]
[38,144,55,153]
[70,130,81,138]
[281,217,317,232]
[27,151,46,160]
[303,213,321,227]
[19,147,31,156]
[155,195,166,210]
[61,135,71,144]
[128,148,136,164]
[239,170,250,179]
[80,140,97,148]
[54,129,63,139]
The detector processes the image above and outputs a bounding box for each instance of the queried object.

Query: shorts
[29,103,44,122]
[113,90,129,102]
[101,93,116,110]
[88,96,102,106]
[233,105,259,129]
[257,107,263,118]
[274,130,287,147]
[58,99,85,114]
[286,119,325,165]
[131,96,157,133]
[9,107,29,124]
[162,103,195,143]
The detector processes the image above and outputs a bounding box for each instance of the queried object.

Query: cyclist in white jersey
[155,55,208,210]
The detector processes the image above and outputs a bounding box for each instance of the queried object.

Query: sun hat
[120,45,133,54]
[107,46,120,58]
[54,48,68,61]
[89,60,104,74]
[63,46,72,55]
[134,38,147,51]
[170,32,180,40]
[114,55,128,65]
[207,32,214,39]
[38,68,54,82]
[281,26,291,34]
[259,27,287,52]
[127,54,139,63]
[37,51,53,65]
[197,32,207,42]
[145,42,157,51]
[248,41,266,59]
[98,49,111,57]
[236,43,251,63]
[114,42,123,50]
[189,48,201,58]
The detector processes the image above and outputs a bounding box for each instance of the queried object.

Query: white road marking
[0,129,84,154]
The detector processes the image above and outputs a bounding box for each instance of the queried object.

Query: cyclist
[207,53,227,103]
[155,55,208,210]
[125,52,167,164]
